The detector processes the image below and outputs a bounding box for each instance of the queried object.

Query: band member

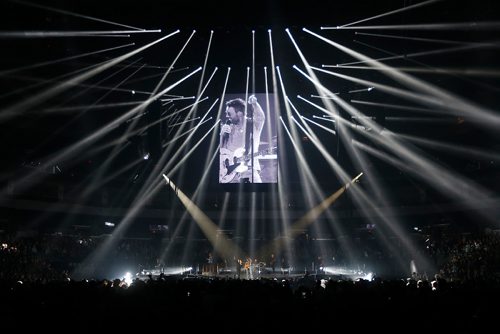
[234,256,242,279]
[244,257,252,279]
[269,253,276,274]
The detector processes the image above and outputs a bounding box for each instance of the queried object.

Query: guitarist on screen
[220,94,265,183]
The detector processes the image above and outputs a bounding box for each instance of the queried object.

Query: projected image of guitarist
[220,95,265,183]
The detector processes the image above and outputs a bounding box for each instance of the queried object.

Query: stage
[134,265,372,282]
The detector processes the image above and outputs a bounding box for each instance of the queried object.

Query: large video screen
[219,93,278,184]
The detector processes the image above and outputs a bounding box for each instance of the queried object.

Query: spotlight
[123,272,133,285]
[143,153,150,160]
[104,221,115,227]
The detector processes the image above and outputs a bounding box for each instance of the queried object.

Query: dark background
[0,0,499,236]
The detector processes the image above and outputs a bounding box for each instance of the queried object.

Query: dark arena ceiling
[0,0,499,237]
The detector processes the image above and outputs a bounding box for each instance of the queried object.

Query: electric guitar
[219,146,277,183]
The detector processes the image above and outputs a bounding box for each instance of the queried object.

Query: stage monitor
[218,93,278,185]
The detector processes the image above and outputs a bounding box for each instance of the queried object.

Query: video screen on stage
[219,93,278,184]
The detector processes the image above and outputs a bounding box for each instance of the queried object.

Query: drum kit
[258,136,278,161]
[258,135,277,148]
